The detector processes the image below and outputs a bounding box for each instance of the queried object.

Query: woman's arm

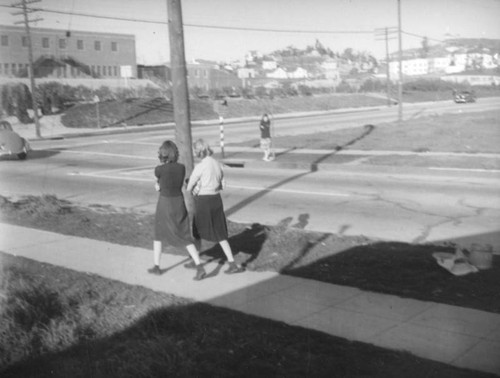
[186,164,202,192]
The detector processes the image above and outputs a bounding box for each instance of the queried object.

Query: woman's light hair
[193,139,213,158]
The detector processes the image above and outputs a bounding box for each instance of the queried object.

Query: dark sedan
[454,90,476,103]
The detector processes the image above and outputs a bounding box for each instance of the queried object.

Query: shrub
[0,83,32,123]
[403,79,455,92]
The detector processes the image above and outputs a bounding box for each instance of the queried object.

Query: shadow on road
[225,124,375,215]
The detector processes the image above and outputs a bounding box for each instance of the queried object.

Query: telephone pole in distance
[12,0,43,138]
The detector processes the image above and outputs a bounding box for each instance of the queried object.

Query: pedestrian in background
[259,113,274,161]
[149,140,206,281]
[186,139,245,274]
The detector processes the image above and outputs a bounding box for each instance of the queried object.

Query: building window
[108,66,112,76]
[4,63,8,74]
[111,41,118,52]
[1,35,8,46]
[102,66,107,76]
[22,36,28,47]
[77,39,84,50]
[114,66,118,76]
[42,37,49,48]
[11,63,17,74]
[96,66,101,75]
[195,69,199,77]
[94,41,101,51]
[59,39,66,49]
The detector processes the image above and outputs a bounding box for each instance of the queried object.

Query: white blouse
[187,156,225,195]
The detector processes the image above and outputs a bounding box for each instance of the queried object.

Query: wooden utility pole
[397,0,403,125]
[13,0,42,138]
[167,0,194,212]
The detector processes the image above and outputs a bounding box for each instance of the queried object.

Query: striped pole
[219,115,225,159]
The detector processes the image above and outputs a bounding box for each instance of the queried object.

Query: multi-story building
[187,61,241,91]
[389,58,429,78]
[0,24,137,79]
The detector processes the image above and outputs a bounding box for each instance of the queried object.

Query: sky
[1,0,499,64]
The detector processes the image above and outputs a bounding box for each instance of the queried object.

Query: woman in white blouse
[187,139,244,274]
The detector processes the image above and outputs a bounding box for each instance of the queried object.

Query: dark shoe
[225,263,245,274]
[194,267,207,281]
[147,265,161,275]
[184,261,197,269]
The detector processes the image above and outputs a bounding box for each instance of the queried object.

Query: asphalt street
[1,100,499,250]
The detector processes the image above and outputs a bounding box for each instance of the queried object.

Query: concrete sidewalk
[1,222,499,375]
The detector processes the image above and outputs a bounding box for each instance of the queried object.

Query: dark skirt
[155,195,194,247]
[193,194,228,242]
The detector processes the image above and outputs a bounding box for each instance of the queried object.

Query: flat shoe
[194,269,207,281]
[225,265,245,274]
[147,266,161,275]
[184,261,197,269]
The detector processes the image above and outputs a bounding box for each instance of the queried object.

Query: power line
[1,4,451,43]
[402,31,444,44]
[1,4,374,34]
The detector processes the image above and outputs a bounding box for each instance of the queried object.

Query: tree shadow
[312,123,375,167]
[282,240,500,313]
[225,125,375,216]
[3,233,499,377]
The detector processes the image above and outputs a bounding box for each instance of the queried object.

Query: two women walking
[148,139,244,281]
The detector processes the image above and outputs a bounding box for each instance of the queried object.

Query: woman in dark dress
[148,140,206,281]
[186,139,244,274]
[259,113,273,161]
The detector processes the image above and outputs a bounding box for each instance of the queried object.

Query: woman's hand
[154,182,160,191]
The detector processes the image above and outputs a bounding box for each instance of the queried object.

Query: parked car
[0,120,30,160]
[454,90,476,103]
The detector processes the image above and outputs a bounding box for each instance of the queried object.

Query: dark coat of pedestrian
[259,113,274,161]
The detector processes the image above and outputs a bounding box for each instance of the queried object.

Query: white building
[237,67,256,79]
[262,59,277,70]
[389,58,429,77]
[321,59,340,80]
[267,67,288,79]
[288,67,308,79]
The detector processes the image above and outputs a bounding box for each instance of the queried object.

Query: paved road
[1,103,499,250]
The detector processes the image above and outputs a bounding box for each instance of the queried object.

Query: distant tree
[342,48,355,61]
[254,86,267,98]
[315,39,327,55]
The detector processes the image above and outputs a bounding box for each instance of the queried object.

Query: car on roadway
[454,90,476,104]
[0,120,30,160]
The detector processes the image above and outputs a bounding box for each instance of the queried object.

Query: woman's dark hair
[158,140,179,163]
